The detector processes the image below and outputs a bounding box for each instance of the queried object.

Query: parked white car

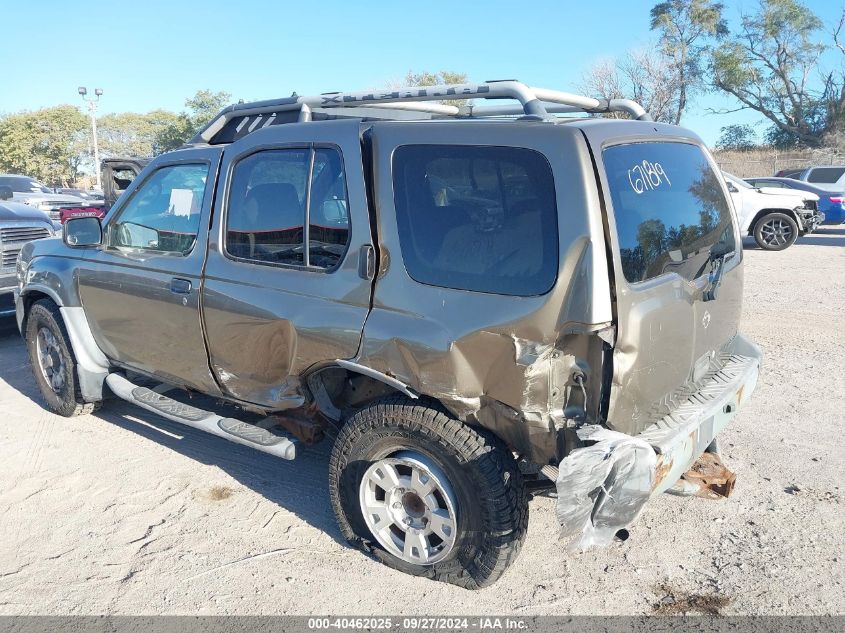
[722,172,821,251]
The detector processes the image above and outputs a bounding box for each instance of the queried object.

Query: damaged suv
[15,81,761,589]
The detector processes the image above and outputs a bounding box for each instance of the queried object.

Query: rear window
[807,167,845,184]
[603,142,736,284]
[392,145,558,296]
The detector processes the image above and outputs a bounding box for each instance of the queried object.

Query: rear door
[590,134,743,435]
[201,120,372,407]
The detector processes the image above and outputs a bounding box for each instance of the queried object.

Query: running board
[105,373,296,459]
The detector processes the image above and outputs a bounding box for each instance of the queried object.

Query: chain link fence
[714,149,845,178]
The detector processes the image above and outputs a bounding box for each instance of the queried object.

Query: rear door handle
[170,278,192,294]
[358,244,376,280]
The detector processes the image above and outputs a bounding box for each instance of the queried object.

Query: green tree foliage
[98,110,181,158]
[650,0,728,124]
[156,89,232,153]
[0,105,88,185]
[711,0,832,147]
[716,123,759,150]
[400,70,470,106]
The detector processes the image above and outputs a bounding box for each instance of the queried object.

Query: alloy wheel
[359,450,459,565]
[760,217,794,247]
[36,327,66,393]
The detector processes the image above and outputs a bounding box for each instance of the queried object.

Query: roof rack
[191,80,653,145]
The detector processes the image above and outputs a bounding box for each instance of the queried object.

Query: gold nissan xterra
[15,81,761,588]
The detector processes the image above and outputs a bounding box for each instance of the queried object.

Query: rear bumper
[821,206,845,225]
[554,334,762,549]
[638,334,761,494]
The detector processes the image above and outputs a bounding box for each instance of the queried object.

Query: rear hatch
[588,132,743,435]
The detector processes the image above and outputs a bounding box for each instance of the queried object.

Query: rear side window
[225,147,350,269]
[603,142,736,283]
[392,145,558,296]
[807,167,845,184]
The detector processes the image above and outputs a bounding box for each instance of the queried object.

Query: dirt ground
[1,231,843,616]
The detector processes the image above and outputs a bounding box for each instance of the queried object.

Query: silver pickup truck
[15,81,762,589]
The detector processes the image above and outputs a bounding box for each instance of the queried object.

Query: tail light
[829,196,844,204]
[58,206,106,224]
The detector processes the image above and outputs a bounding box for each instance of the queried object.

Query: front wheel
[329,396,528,589]
[25,299,99,417]
[753,212,798,251]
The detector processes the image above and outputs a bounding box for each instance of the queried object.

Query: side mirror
[726,182,738,193]
[63,216,103,248]
[0,185,12,200]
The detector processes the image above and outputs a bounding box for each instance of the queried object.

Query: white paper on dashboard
[169,189,194,217]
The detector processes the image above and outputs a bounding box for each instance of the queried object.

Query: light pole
[78,86,103,190]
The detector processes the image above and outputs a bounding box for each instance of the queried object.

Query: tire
[329,395,528,589]
[25,299,100,417]
[753,212,798,251]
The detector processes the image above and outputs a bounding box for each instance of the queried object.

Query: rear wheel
[25,299,99,417]
[753,212,798,250]
[329,396,528,589]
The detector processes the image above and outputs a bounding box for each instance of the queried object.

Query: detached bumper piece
[554,334,761,549]
[105,373,296,459]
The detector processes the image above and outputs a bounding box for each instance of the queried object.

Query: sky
[1,0,843,146]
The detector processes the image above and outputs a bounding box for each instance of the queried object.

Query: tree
[394,70,470,106]
[650,0,728,124]
[580,48,681,123]
[0,105,88,185]
[716,123,759,150]
[156,89,232,152]
[828,9,845,138]
[98,110,181,158]
[711,0,832,147]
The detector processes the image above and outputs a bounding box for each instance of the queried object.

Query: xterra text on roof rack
[15,80,761,589]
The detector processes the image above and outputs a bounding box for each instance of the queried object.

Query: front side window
[108,163,209,255]
[392,145,558,296]
[603,142,736,284]
[225,147,349,269]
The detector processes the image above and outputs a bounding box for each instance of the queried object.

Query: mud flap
[555,425,656,549]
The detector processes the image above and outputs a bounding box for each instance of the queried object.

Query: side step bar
[105,373,296,459]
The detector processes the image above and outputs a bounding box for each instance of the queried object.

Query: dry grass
[206,486,235,501]
[652,583,732,615]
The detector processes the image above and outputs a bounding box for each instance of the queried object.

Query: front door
[592,137,743,435]
[77,148,223,393]
[201,120,373,407]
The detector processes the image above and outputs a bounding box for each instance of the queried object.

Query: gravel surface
[1,231,843,615]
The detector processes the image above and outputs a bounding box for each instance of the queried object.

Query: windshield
[0,176,52,194]
[723,172,753,189]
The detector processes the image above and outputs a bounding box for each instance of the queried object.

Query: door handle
[170,278,192,294]
[358,244,376,280]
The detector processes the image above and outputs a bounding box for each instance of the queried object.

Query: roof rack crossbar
[192,80,652,144]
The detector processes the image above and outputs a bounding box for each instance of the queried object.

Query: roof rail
[191,80,653,144]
